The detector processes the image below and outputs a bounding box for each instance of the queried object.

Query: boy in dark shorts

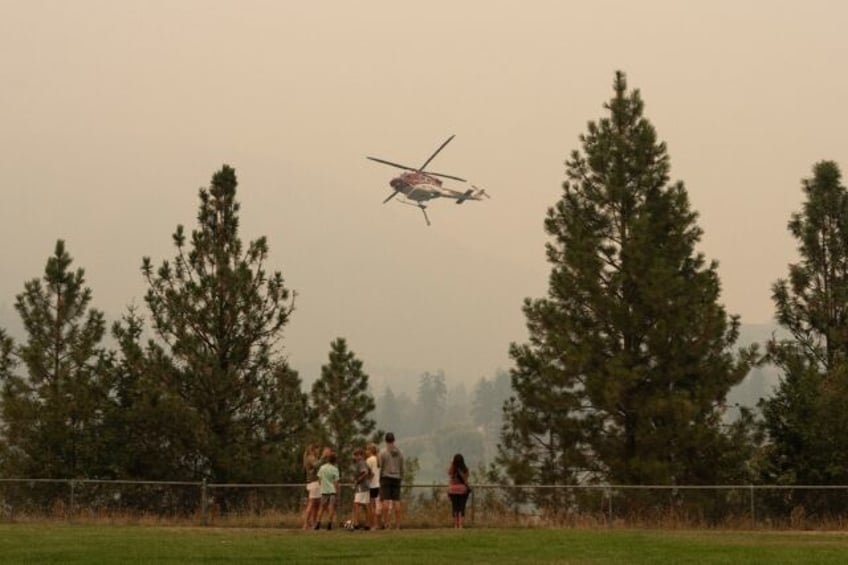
[378,432,404,529]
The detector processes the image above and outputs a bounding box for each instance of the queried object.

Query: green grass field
[1,524,847,564]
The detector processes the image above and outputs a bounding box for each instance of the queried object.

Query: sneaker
[313,522,321,531]
[327,522,333,531]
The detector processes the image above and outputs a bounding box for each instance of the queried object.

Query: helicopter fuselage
[390,172,446,202]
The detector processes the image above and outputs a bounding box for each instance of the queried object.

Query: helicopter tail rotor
[456,185,490,204]
[472,185,490,199]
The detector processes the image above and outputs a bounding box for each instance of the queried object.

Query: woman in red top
[447,453,470,528]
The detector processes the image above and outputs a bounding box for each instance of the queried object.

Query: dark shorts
[449,493,469,516]
[379,477,401,501]
[370,487,380,500]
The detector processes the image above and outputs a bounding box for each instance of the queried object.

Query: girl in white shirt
[366,443,381,529]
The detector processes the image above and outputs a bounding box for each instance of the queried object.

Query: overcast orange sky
[2,1,847,386]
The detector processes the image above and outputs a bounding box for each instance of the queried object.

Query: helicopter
[367,135,489,225]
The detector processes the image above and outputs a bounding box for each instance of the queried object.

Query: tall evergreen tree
[0,240,110,479]
[445,382,471,428]
[471,370,512,464]
[0,328,14,381]
[142,165,306,484]
[472,370,512,437]
[761,161,848,512]
[100,308,198,481]
[0,328,17,468]
[501,72,752,493]
[310,337,376,472]
[375,385,415,438]
[415,371,447,435]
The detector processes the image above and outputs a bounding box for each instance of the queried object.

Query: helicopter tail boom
[455,185,489,204]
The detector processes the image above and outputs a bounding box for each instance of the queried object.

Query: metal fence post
[470,487,475,527]
[606,488,613,527]
[68,480,75,523]
[749,485,755,527]
[201,479,208,526]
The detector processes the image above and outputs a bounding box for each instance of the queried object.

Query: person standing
[302,444,322,530]
[447,453,471,529]
[378,432,404,529]
[314,453,340,530]
[365,443,381,529]
[351,447,372,530]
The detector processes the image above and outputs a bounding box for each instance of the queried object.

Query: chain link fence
[2,479,848,529]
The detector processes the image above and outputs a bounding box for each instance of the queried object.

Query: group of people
[302,432,472,530]
[302,432,405,531]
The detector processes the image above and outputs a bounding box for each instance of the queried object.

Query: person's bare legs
[381,500,391,528]
[310,499,321,527]
[393,500,402,529]
[302,497,310,529]
[302,498,317,529]
[354,503,364,528]
[366,499,375,529]
[314,499,328,529]
[327,500,336,529]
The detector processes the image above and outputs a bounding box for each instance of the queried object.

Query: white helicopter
[367,135,489,225]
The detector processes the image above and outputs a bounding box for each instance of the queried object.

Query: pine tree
[375,385,415,438]
[761,161,848,514]
[142,165,306,484]
[501,72,752,497]
[414,371,447,434]
[101,308,199,482]
[471,370,511,437]
[310,337,376,472]
[0,328,17,468]
[0,328,14,381]
[0,240,110,479]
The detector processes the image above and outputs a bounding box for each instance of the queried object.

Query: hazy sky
[2,1,847,387]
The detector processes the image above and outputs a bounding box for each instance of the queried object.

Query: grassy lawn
[1,524,847,564]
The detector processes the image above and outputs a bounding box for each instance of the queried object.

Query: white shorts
[306,481,321,499]
[354,491,370,505]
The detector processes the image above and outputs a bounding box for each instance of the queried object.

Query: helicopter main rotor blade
[427,171,467,182]
[367,156,417,172]
[383,190,399,204]
[418,134,455,172]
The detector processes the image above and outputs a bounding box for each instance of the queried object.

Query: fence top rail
[0,478,200,487]
[206,483,311,489]
[469,484,848,491]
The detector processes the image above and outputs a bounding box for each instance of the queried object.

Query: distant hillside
[738,322,787,349]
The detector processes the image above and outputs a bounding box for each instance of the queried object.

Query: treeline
[373,370,511,483]
[2,71,848,520]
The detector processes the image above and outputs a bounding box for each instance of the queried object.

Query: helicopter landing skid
[398,199,431,226]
